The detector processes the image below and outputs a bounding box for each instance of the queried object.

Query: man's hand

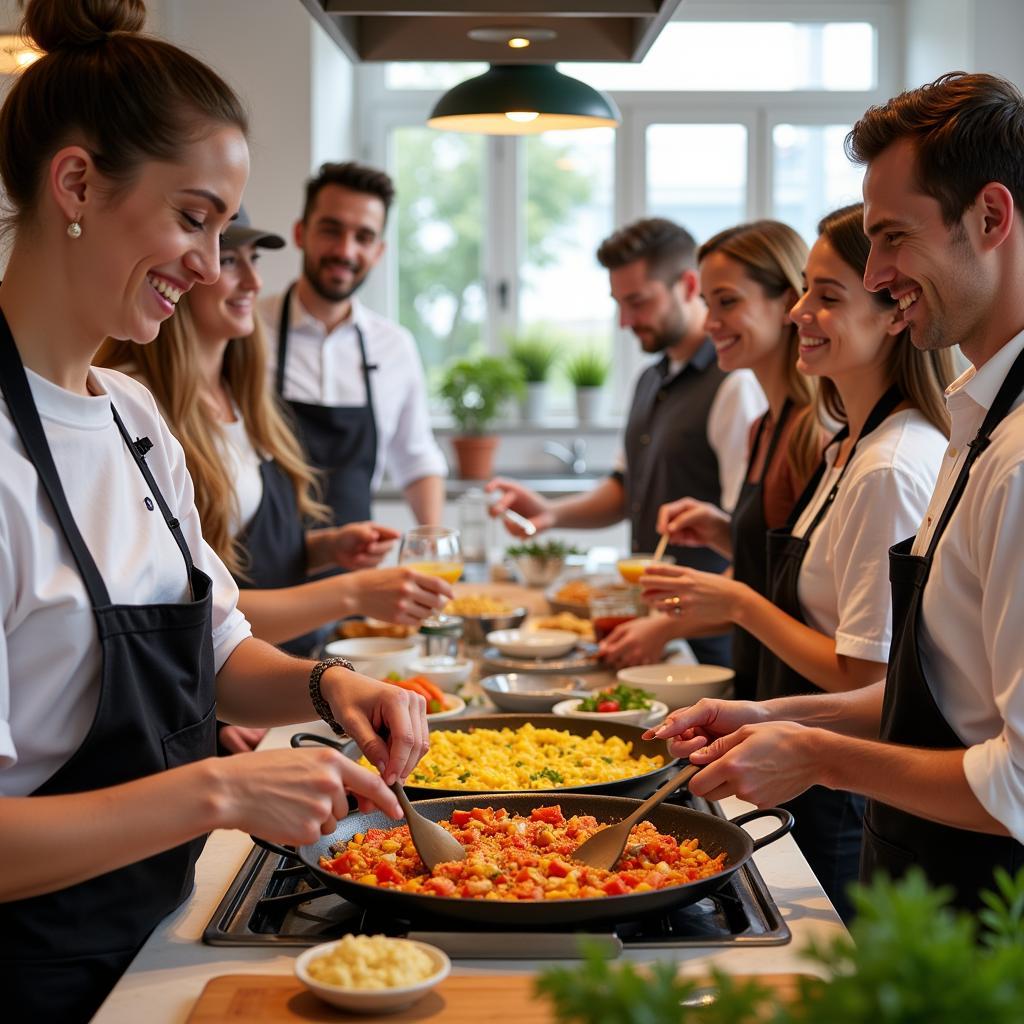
[598,615,680,670]
[315,522,400,571]
[643,697,770,758]
[484,478,555,536]
[685,721,826,807]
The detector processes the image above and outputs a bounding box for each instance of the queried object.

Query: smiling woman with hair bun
[0,2,426,1020]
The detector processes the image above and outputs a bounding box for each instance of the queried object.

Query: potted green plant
[508,330,559,423]
[565,349,610,425]
[438,354,524,479]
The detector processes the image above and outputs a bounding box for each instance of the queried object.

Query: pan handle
[727,807,795,852]
[250,835,304,862]
[290,730,350,751]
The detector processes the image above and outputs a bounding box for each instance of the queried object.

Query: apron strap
[753,397,793,485]
[109,404,196,596]
[0,309,112,608]
[922,343,1024,560]
[353,322,378,428]
[784,383,903,539]
[275,283,295,398]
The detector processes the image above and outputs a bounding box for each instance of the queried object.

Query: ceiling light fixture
[467,27,557,48]
[427,64,620,136]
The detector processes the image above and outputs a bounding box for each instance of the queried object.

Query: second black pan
[292,713,680,799]
[254,792,793,928]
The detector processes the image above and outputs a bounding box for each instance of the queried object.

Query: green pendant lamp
[427,64,620,135]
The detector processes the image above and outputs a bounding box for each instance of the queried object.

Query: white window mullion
[485,136,519,355]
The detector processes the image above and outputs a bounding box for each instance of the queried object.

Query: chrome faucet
[543,439,587,475]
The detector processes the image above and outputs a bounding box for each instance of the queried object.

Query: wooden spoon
[571,762,700,871]
[651,531,669,563]
[391,781,467,870]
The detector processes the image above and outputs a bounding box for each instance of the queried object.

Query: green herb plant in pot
[508,331,559,423]
[506,538,581,587]
[565,349,610,426]
[438,354,523,480]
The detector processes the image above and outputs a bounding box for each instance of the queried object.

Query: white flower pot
[575,386,605,425]
[519,382,547,422]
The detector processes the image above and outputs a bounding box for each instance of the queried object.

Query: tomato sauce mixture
[320,804,727,901]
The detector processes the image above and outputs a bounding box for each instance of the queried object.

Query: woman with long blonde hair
[643,203,955,920]
[100,212,451,675]
[654,220,825,702]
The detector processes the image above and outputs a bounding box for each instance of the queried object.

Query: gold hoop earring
[67,220,82,239]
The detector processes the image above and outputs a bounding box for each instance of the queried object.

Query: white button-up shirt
[260,291,447,493]
[912,329,1024,841]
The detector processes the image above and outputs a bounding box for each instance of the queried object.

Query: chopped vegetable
[381,672,447,712]
[578,684,653,713]
[506,539,582,562]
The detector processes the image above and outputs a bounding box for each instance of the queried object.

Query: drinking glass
[398,526,463,629]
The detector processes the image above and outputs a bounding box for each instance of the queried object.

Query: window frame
[354,1,903,419]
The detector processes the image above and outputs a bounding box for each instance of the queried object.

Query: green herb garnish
[506,539,582,563]
[578,684,653,713]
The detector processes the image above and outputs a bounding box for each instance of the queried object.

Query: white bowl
[485,628,579,660]
[480,673,588,713]
[405,656,474,693]
[552,697,669,727]
[295,937,450,1014]
[323,637,419,679]
[615,663,735,710]
[428,694,467,721]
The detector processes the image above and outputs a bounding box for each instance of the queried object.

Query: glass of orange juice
[399,526,463,628]
[617,553,654,585]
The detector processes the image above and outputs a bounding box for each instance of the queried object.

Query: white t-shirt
[792,409,946,663]
[219,413,264,536]
[0,367,252,796]
[260,292,448,493]
[910,330,1024,840]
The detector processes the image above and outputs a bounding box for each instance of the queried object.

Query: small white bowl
[552,697,669,727]
[486,628,579,660]
[295,937,450,1014]
[404,656,473,693]
[428,694,467,721]
[323,637,418,679]
[615,663,735,710]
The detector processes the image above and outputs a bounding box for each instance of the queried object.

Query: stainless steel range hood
[298,0,684,63]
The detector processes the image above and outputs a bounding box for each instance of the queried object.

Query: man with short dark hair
[489,217,765,668]
[652,72,1024,911]
[262,161,445,527]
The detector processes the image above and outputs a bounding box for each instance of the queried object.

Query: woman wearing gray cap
[99,210,452,739]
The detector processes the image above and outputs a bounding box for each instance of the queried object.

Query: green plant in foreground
[437,354,524,434]
[505,539,581,562]
[535,867,1024,1024]
[565,349,610,388]
[508,333,560,383]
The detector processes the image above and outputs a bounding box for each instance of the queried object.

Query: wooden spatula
[391,781,467,870]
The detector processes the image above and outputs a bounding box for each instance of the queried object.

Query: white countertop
[93,719,847,1022]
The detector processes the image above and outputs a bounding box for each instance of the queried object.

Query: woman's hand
[320,667,430,786]
[345,567,452,625]
[655,498,732,557]
[638,564,747,635]
[484,478,555,535]
[312,522,400,571]
[598,615,681,669]
[213,746,402,844]
[684,721,825,807]
[643,697,770,759]
[217,725,268,754]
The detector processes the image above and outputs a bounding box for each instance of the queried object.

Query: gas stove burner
[204,792,790,952]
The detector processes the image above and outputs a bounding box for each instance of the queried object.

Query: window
[359,5,897,418]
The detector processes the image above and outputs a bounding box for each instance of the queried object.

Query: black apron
[862,348,1024,912]
[759,385,903,922]
[729,399,793,702]
[275,284,378,527]
[234,456,325,657]
[0,314,217,1023]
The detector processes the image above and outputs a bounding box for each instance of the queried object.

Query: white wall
[150,0,355,297]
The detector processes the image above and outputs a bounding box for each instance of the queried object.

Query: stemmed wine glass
[398,526,463,630]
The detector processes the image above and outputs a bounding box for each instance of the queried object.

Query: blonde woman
[643,203,955,920]
[100,212,452,662]
[655,221,825,702]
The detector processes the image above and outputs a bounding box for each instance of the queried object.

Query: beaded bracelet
[308,656,354,736]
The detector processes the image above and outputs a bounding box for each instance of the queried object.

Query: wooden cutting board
[186,972,807,1022]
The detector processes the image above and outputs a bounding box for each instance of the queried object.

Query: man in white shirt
[261,162,446,527]
[649,72,1024,911]
[489,219,766,668]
